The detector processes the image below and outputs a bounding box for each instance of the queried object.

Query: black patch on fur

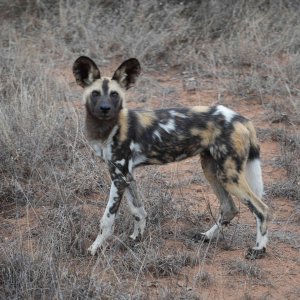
[221,220,230,226]
[233,156,244,173]
[208,106,218,115]
[102,79,109,95]
[245,199,265,223]
[109,199,121,214]
[112,58,141,89]
[192,233,210,243]
[127,110,138,138]
[232,114,247,123]
[248,145,260,160]
[73,56,101,87]
[231,175,239,184]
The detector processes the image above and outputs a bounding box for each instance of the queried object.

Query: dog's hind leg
[224,177,268,259]
[125,174,147,241]
[195,154,239,241]
[218,164,269,259]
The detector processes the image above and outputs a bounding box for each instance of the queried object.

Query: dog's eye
[110,91,119,98]
[91,91,101,98]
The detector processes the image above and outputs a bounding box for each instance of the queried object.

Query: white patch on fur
[89,125,118,161]
[130,141,141,152]
[245,159,264,199]
[214,105,237,123]
[209,145,215,157]
[153,130,162,142]
[254,233,268,250]
[90,143,103,157]
[115,168,122,175]
[170,110,188,118]
[202,224,220,240]
[130,141,147,167]
[128,159,133,173]
[253,217,268,250]
[159,119,175,133]
[132,154,147,168]
[90,141,112,161]
[202,216,222,239]
[115,159,126,166]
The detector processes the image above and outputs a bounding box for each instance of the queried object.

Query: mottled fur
[73,56,269,259]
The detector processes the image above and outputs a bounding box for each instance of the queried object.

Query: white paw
[87,245,97,256]
[129,233,138,240]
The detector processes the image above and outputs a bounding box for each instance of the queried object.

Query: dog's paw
[87,245,98,256]
[245,247,266,260]
[192,233,210,243]
[129,233,142,243]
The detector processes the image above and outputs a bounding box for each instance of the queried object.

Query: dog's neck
[85,107,119,142]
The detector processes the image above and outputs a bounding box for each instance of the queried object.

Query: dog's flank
[73,56,269,259]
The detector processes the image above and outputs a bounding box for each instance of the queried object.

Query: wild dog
[72,56,269,259]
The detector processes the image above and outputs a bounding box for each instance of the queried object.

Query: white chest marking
[90,141,112,161]
[89,125,118,161]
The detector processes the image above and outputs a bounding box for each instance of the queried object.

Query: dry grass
[226,259,265,280]
[1,0,300,299]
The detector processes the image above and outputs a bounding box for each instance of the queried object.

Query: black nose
[100,104,111,113]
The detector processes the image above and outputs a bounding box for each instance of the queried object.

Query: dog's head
[73,56,141,120]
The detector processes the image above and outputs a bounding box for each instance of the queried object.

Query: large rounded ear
[112,58,141,89]
[73,56,101,88]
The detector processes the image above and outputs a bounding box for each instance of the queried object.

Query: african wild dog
[73,56,269,259]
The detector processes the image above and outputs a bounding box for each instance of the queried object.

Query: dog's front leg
[125,176,147,241]
[88,176,127,256]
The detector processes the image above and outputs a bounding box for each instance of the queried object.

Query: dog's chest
[90,140,112,161]
[89,125,119,161]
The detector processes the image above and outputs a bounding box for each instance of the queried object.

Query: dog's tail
[244,121,264,199]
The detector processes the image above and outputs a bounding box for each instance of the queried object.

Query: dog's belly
[133,138,204,166]
[149,142,203,164]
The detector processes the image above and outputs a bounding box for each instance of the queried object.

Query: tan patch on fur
[218,144,227,154]
[190,127,201,136]
[244,120,260,150]
[222,157,242,183]
[149,158,163,164]
[177,134,186,141]
[82,79,102,104]
[224,157,237,173]
[190,121,221,146]
[225,175,269,215]
[118,109,129,142]
[137,111,156,128]
[190,106,210,113]
[231,122,250,157]
[107,79,125,101]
